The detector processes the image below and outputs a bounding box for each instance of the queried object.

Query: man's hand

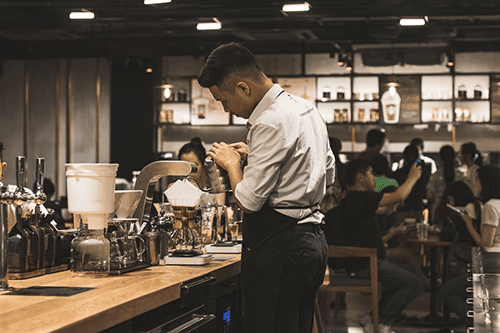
[407,162,422,182]
[207,142,241,171]
[229,142,248,161]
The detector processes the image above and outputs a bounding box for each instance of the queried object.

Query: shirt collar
[246,84,284,129]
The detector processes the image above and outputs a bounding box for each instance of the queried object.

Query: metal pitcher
[203,157,231,194]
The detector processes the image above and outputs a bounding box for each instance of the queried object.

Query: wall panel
[26,59,57,187]
[69,58,98,163]
[0,60,25,186]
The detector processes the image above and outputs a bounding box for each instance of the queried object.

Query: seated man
[324,158,424,333]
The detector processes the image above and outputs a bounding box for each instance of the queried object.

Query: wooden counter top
[0,254,241,333]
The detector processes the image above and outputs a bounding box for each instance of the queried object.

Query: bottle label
[386,104,396,121]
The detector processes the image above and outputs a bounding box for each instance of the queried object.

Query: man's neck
[349,183,369,192]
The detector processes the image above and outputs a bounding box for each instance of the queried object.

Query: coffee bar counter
[0,254,241,333]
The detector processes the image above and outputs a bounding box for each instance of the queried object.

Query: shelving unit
[156,73,495,127]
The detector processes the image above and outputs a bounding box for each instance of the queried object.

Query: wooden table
[0,254,241,333]
[404,235,452,324]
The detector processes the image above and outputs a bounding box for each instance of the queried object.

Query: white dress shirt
[235,84,335,224]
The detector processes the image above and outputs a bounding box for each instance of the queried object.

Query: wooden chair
[315,245,380,333]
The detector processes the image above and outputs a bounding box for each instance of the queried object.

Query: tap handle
[15,156,25,194]
[35,158,45,195]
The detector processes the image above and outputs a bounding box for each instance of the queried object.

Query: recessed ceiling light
[69,10,95,20]
[282,2,311,13]
[144,0,172,5]
[399,17,426,26]
[197,18,222,31]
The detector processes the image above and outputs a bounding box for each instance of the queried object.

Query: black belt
[294,222,322,231]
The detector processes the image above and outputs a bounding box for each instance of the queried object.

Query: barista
[200,43,335,333]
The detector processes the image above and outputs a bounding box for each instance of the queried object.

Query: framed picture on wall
[191,79,230,125]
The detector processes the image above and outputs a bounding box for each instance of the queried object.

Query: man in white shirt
[199,43,335,333]
[398,137,437,174]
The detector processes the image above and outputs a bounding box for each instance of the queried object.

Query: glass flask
[71,225,110,278]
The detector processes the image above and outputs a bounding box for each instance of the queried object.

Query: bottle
[8,206,30,273]
[381,85,401,124]
[71,221,110,278]
[432,108,439,122]
[458,84,467,100]
[474,84,482,99]
[336,86,345,100]
[322,87,331,101]
[358,109,365,122]
[442,107,449,121]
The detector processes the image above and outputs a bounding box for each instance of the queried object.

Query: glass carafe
[71,225,110,278]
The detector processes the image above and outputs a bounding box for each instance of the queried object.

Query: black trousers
[275,223,328,333]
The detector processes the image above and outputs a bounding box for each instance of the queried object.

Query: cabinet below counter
[0,254,241,333]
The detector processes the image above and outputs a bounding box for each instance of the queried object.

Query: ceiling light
[282,2,311,12]
[345,58,353,71]
[69,10,95,20]
[337,54,345,66]
[144,0,172,4]
[399,17,426,26]
[446,53,455,67]
[197,18,222,31]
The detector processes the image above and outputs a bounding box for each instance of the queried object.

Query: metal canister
[144,231,163,265]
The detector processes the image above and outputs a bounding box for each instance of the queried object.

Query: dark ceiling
[2,0,500,59]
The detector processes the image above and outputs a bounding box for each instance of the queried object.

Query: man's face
[209,84,253,119]
[0,158,5,182]
[359,167,376,191]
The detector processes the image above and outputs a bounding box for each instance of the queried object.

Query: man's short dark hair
[370,154,389,176]
[344,158,371,187]
[197,42,263,90]
[366,129,386,148]
[410,137,424,150]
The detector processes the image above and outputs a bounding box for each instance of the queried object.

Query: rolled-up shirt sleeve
[235,123,288,212]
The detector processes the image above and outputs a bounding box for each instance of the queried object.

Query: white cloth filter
[165,179,202,207]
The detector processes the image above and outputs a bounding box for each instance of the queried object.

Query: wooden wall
[0,58,110,198]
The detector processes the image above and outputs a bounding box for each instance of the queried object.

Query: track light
[346,57,353,71]
[337,53,345,66]
[446,52,455,67]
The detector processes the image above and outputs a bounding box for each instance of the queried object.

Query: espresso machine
[132,161,211,265]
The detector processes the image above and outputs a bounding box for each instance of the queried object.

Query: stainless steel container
[204,157,231,194]
[144,231,163,265]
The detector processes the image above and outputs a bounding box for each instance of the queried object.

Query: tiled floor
[320,291,469,333]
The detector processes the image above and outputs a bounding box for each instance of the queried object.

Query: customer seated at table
[459,142,482,196]
[394,145,432,213]
[378,186,431,289]
[370,153,398,193]
[357,128,386,162]
[427,145,464,224]
[441,165,500,328]
[324,158,424,333]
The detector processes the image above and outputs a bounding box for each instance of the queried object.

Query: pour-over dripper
[169,206,202,256]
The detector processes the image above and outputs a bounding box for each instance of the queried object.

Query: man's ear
[235,81,250,96]
[0,162,7,177]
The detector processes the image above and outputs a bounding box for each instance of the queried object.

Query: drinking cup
[416,223,428,240]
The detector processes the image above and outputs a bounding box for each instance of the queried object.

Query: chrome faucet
[0,156,47,290]
[132,160,197,228]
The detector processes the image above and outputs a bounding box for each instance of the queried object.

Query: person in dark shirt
[394,144,432,213]
[324,158,424,333]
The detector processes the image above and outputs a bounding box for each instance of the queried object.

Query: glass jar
[322,86,331,101]
[458,84,467,100]
[71,226,110,278]
[336,86,345,100]
[474,84,482,99]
